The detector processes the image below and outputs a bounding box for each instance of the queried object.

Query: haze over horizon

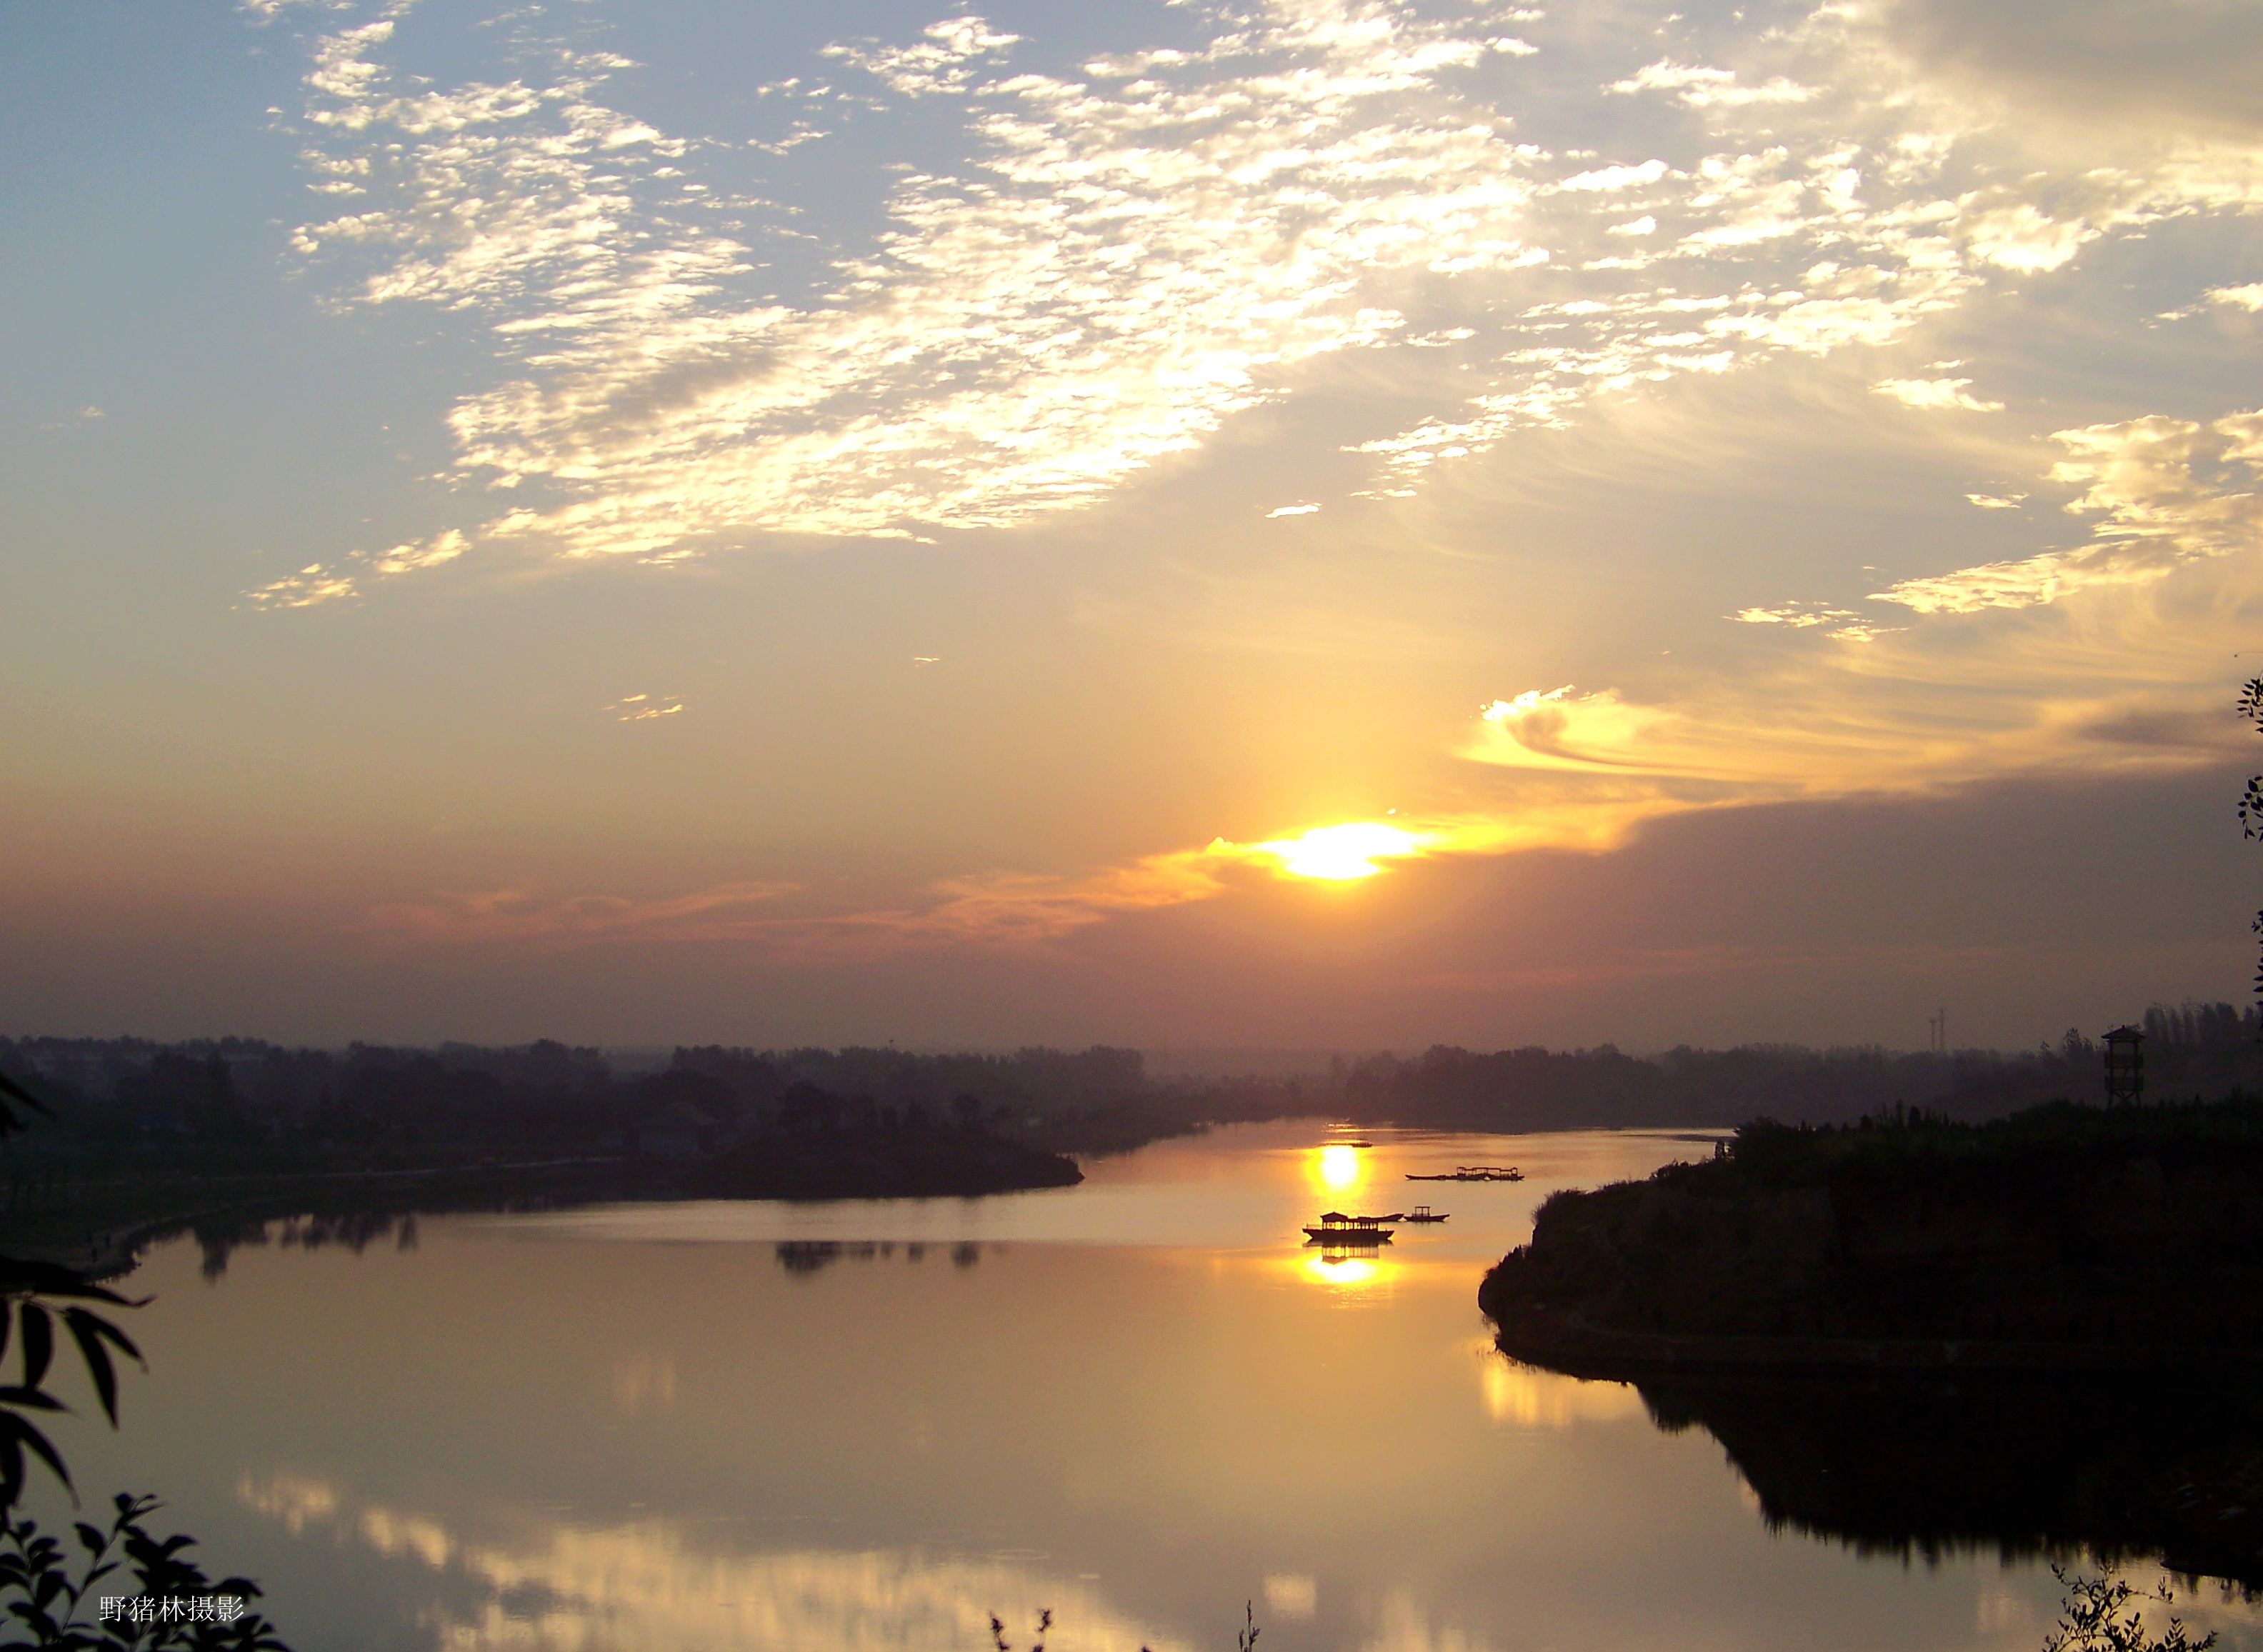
[6,0,2263,1053]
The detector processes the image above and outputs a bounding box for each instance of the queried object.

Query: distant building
[2102,1025,2144,1107]
[636,1099,721,1157]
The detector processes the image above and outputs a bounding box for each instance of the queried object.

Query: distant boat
[1405,1166,1524,1183]
[1332,1139,1374,1148]
[1302,1210,1395,1243]
[1402,1205,1448,1223]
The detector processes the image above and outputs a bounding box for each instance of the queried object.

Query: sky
[4,0,2262,1053]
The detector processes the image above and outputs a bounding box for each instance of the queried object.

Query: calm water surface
[42,1123,2263,1651]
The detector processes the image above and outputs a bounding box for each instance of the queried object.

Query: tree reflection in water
[1611,1368,2263,1594]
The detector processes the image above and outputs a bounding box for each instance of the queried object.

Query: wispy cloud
[259,0,2263,591]
[1871,376,2003,412]
[365,882,798,946]
[1458,411,2263,819]
[1874,411,2263,613]
[242,530,466,609]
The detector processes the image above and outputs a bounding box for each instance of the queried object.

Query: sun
[1254,821,1426,881]
[1317,1143,1363,1188]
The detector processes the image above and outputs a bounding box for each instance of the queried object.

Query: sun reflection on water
[1314,1143,1364,1192]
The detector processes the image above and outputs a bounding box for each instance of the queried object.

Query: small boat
[1402,1206,1448,1223]
[1405,1165,1524,1183]
[1331,1139,1374,1148]
[1302,1210,1394,1243]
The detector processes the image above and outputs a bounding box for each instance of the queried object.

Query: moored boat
[1302,1210,1395,1243]
[1406,1165,1523,1182]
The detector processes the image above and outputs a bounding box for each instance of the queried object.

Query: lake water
[39,1123,2263,1651]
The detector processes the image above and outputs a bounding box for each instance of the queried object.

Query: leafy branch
[2043,1566,2217,1652]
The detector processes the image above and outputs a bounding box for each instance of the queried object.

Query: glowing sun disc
[1256,821,1424,881]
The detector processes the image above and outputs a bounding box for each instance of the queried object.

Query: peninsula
[1479,1096,2263,1370]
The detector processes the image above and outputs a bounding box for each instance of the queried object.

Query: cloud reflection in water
[1470,1344,1644,1430]
[239,1473,1187,1652]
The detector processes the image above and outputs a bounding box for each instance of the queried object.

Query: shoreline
[1484,1297,2263,1379]
[1,1144,1086,1280]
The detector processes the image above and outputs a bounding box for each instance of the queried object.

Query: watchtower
[2102,1025,2144,1107]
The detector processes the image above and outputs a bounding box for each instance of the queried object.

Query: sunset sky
[6,0,2262,1051]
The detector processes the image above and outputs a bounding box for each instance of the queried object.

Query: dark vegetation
[0,1072,291,1648]
[1339,1001,2263,1131]
[1632,1366,2263,1598]
[1479,1093,2263,1592]
[6,1005,2252,1269]
[0,1043,1159,1268]
[1481,1094,2263,1353]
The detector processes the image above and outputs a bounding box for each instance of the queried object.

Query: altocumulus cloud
[264,0,2263,599]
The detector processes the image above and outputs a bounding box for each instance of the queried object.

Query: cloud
[241,530,467,609]
[284,0,1547,556]
[1867,0,2263,144]
[1732,602,1878,639]
[355,397,2263,965]
[1438,409,2263,839]
[1265,504,1321,518]
[1874,411,2263,612]
[241,562,361,611]
[1605,61,1814,109]
[2207,281,2263,312]
[1959,202,2093,274]
[1870,376,2003,411]
[1555,159,1669,191]
[266,0,2263,574]
[364,882,798,947]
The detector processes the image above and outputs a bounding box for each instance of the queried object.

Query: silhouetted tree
[2241,676,2263,1016]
